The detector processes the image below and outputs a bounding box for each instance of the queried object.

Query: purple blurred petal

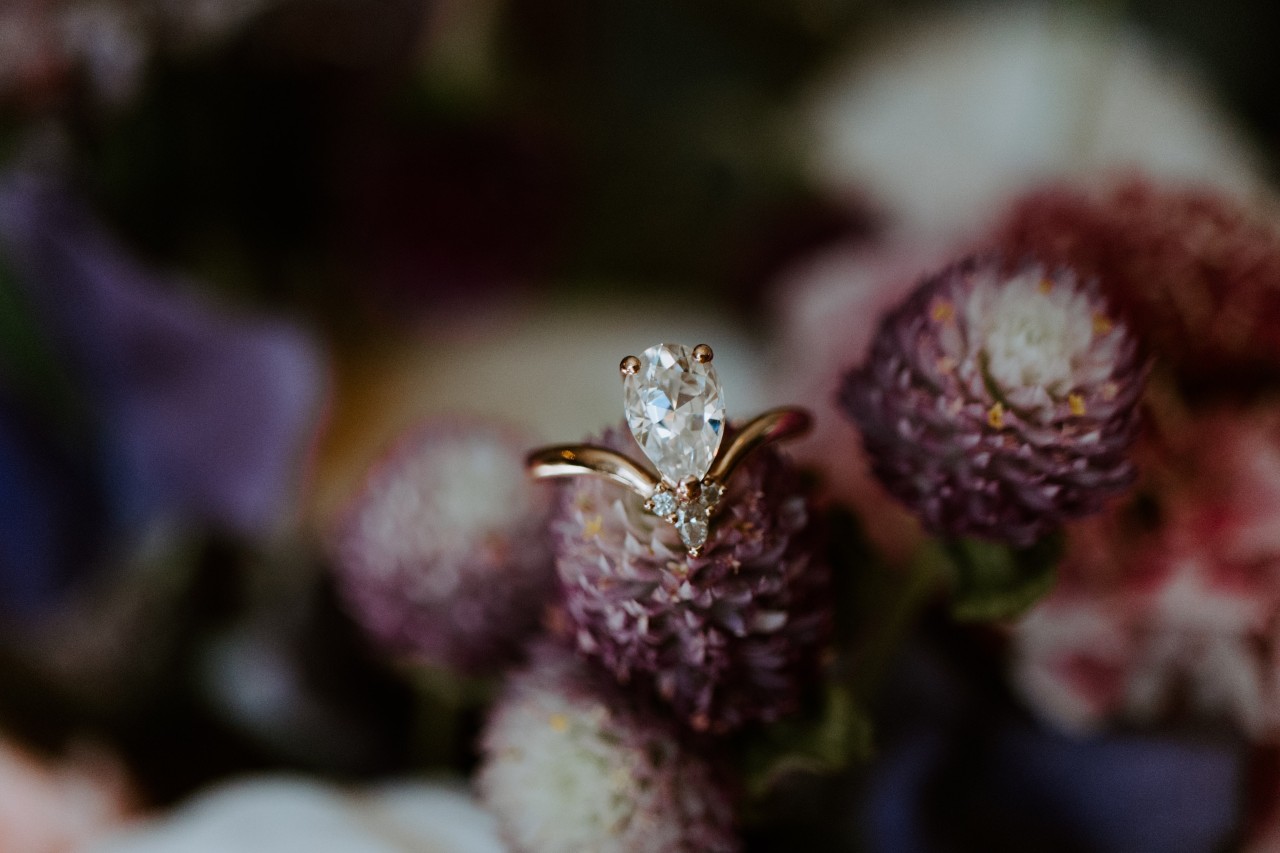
[859,639,1245,853]
[0,171,325,535]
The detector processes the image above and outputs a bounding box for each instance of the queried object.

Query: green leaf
[739,683,872,802]
[941,534,1062,622]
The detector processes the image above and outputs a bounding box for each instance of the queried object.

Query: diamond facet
[623,343,726,484]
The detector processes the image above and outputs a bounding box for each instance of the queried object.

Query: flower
[839,255,1145,546]
[550,425,830,734]
[0,0,278,109]
[766,238,955,564]
[1012,405,1280,740]
[1,737,135,852]
[803,4,1262,236]
[856,635,1244,853]
[330,417,555,675]
[0,170,324,614]
[0,170,325,537]
[477,642,737,853]
[91,777,504,853]
[994,177,1280,391]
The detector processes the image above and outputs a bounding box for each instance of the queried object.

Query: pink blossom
[1013,405,1280,739]
[0,738,134,852]
[767,239,956,563]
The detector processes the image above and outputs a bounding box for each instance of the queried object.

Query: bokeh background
[3,0,1280,850]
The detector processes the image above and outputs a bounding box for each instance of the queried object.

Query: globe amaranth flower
[994,177,1280,390]
[330,417,555,675]
[477,641,737,853]
[839,255,1145,547]
[550,426,831,734]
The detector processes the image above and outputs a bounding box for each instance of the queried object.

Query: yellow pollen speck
[987,403,1005,429]
[549,714,569,733]
[582,515,603,540]
[932,300,954,323]
[1093,313,1113,335]
[1038,278,1054,294]
[1068,393,1087,416]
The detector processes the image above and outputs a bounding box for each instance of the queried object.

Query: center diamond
[623,342,725,483]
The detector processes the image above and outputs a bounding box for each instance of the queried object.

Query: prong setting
[676,476,702,504]
[530,342,811,556]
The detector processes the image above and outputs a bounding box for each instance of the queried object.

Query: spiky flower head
[995,178,1280,391]
[477,641,738,853]
[551,426,831,734]
[330,418,555,675]
[839,255,1145,546]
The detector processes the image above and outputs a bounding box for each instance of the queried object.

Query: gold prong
[692,343,713,363]
[675,476,701,504]
[620,355,641,377]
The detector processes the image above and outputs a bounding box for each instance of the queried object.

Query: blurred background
[2,0,1279,850]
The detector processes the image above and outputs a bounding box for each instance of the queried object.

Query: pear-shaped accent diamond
[623,343,726,484]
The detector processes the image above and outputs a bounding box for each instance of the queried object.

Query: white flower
[89,777,503,853]
[1,739,134,853]
[477,644,737,853]
[803,4,1264,237]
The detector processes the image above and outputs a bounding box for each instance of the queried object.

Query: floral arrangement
[4,2,1280,851]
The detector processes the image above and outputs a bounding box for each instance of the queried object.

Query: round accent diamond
[650,490,678,518]
[622,343,726,484]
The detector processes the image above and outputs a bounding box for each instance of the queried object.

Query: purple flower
[330,417,555,675]
[477,641,738,853]
[0,170,325,536]
[858,637,1245,853]
[550,425,831,734]
[0,170,323,612]
[839,255,1145,547]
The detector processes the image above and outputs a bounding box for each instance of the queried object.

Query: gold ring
[525,342,811,555]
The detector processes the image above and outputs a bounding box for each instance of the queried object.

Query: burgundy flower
[330,417,555,675]
[995,177,1280,391]
[478,641,738,853]
[839,255,1145,546]
[550,426,831,734]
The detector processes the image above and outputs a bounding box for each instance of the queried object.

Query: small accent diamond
[677,510,709,551]
[650,490,678,518]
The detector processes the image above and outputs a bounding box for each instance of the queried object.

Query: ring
[526,342,811,555]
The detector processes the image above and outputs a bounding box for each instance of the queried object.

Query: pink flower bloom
[1013,405,1280,739]
[768,240,953,563]
[551,424,831,734]
[330,417,556,675]
[0,738,134,852]
[839,254,1145,547]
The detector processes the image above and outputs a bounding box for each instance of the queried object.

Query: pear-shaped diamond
[623,343,725,484]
